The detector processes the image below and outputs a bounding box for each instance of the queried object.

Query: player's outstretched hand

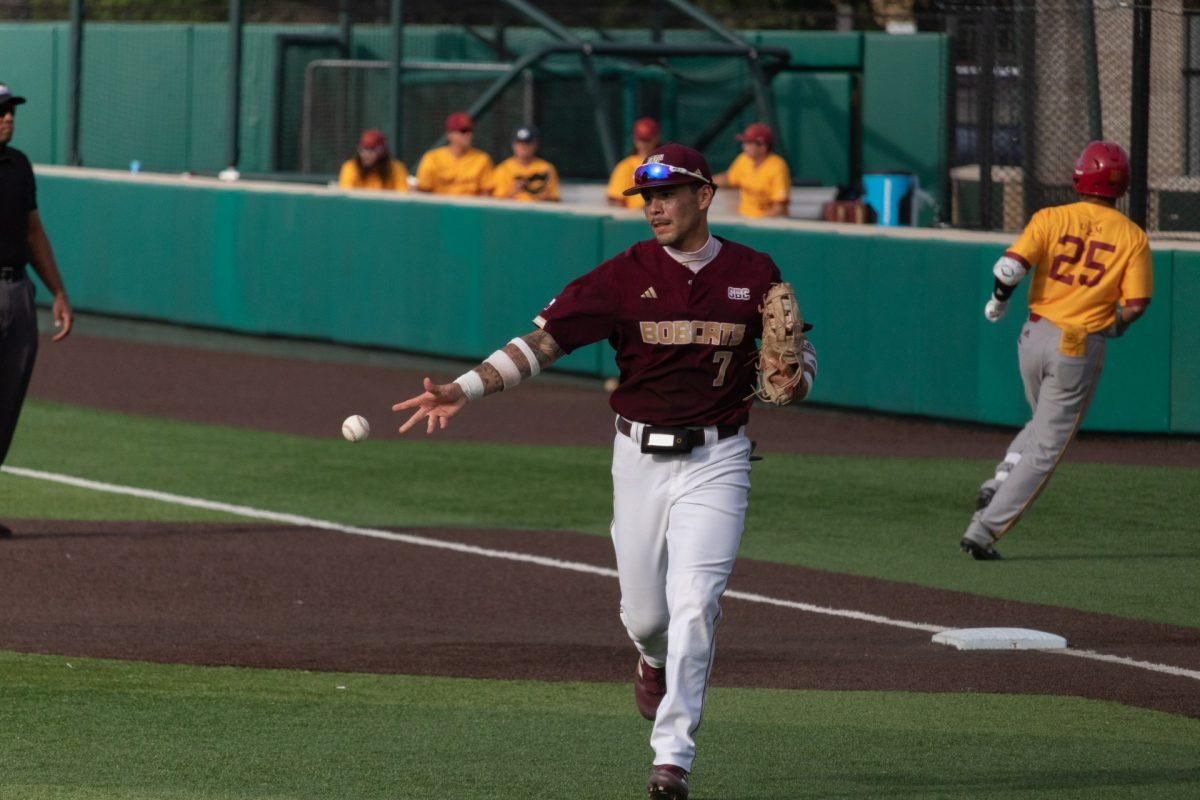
[393,378,468,435]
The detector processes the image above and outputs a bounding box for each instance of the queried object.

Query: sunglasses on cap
[632,161,711,187]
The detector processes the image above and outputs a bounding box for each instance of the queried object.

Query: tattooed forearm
[470,329,565,397]
[476,362,505,394]
[523,329,565,369]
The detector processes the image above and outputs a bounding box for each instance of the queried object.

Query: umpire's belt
[0,265,26,282]
[617,416,740,454]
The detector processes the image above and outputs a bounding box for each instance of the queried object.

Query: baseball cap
[632,117,660,142]
[622,143,713,196]
[0,84,27,108]
[358,128,387,151]
[513,125,540,143]
[736,122,774,147]
[445,111,473,133]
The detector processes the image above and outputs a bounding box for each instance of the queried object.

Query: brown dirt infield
[2,330,1198,720]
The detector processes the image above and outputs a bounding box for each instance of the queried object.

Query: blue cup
[862,173,915,226]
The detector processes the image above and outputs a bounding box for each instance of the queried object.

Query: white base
[932,627,1068,651]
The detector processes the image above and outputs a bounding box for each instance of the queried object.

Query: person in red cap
[392,142,818,800]
[607,117,662,209]
[415,111,494,195]
[959,140,1152,561]
[713,122,791,218]
[337,129,409,192]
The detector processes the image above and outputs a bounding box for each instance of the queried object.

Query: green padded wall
[32,171,1198,433]
[861,32,950,214]
[0,23,64,165]
[1170,251,1200,432]
[771,72,853,186]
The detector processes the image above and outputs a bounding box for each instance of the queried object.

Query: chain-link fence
[926,1,1196,239]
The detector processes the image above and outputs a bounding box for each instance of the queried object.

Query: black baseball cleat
[0,523,13,540]
[975,485,996,510]
[960,537,1002,561]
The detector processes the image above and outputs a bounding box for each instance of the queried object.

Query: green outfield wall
[32,169,1195,434]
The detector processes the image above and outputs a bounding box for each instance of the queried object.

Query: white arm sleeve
[993,255,1028,287]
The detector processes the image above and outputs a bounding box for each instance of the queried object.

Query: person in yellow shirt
[606,117,661,210]
[337,129,408,191]
[960,141,1153,561]
[713,122,790,218]
[416,111,494,195]
[491,126,559,202]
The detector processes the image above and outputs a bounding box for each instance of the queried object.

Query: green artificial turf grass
[0,652,1197,800]
[5,401,1200,627]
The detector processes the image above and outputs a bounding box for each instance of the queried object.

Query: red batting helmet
[1072,140,1130,199]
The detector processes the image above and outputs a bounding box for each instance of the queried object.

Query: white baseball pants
[610,418,752,772]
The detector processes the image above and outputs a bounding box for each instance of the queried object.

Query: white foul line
[5,464,1198,684]
[0,466,618,581]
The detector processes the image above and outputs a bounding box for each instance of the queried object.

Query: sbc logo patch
[727,287,751,301]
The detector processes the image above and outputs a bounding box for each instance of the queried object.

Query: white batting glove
[984,297,1008,322]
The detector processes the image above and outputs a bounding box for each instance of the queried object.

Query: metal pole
[226,0,243,170]
[1081,1,1103,140]
[1128,1,1152,228]
[522,69,534,127]
[390,0,404,163]
[338,0,352,56]
[66,0,83,166]
[580,48,619,168]
[977,7,996,229]
[748,52,772,124]
[1018,2,1039,221]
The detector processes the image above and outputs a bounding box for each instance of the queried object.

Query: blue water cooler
[862,173,915,226]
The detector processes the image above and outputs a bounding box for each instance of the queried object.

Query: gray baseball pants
[964,316,1106,546]
[0,277,39,464]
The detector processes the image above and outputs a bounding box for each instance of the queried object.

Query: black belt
[617,416,740,447]
[0,265,26,282]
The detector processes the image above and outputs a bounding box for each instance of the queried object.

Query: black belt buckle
[640,425,697,455]
[0,265,24,282]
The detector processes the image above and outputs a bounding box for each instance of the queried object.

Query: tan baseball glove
[752,281,812,405]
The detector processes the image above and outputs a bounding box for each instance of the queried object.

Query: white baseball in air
[341,415,370,442]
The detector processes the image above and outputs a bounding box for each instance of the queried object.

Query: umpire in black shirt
[0,83,73,539]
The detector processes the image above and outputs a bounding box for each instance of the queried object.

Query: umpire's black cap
[0,84,27,108]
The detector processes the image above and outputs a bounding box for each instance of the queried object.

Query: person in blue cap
[491,125,560,202]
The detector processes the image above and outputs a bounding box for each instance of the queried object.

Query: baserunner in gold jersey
[961,141,1153,560]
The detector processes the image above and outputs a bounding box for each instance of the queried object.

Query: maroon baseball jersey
[535,238,782,426]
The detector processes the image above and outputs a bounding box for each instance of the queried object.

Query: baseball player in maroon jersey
[393,143,818,800]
